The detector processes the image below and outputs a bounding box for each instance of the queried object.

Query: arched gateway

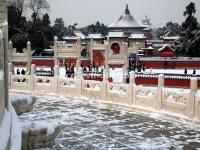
[53,36,81,74]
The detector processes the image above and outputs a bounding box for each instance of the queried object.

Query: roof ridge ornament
[125,4,130,15]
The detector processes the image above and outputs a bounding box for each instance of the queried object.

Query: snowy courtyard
[19,95,200,150]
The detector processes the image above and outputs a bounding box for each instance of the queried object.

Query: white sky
[43,0,200,28]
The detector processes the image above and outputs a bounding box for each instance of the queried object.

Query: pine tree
[175,2,200,56]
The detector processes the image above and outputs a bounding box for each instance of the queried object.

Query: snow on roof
[62,36,79,40]
[75,31,86,39]
[108,32,125,37]
[162,36,180,40]
[129,34,146,39]
[88,33,104,39]
[138,49,144,52]
[147,46,154,49]
[63,31,86,40]
[108,5,145,29]
[158,44,175,52]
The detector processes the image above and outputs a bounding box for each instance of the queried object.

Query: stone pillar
[54,66,59,77]
[2,20,8,109]
[8,63,13,90]
[103,69,109,82]
[157,74,164,110]
[107,36,110,44]
[123,42,128,83]
[27,41,31,74]
[76,38,81,74]
[53,36,58,66]
[76,67,83,96]
[0,29,5,112]
[31,64,36,75]
[188,77,198,119]
[30,64,36,91]
[53,65,59,94]
[102,69,109,100]
[104,43,109,71]
[8,63,13,73]
[90,38,93,63]
[8,40,13,63]
[129,71,136,85]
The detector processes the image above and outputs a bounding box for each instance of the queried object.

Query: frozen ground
[18,95,200,150]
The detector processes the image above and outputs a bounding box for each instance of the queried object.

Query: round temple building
[108,4,145,34]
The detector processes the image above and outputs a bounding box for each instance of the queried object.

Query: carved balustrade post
[188,77,198,119]
[90,38,94,63]
[123,42,128,83]
[26,41,31,74]
[53,65,59,94]
[30,64,36,91]
[8,63,13,89]
[8,40,12,63]
[76,38,81,74]
[76,67,83,96]
[53,36,58,66]
[157,74,164,110]
[102,69,109,100]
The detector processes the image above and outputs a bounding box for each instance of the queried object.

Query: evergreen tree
[156,22,181,38]
[175,2,200,56]
[80,21,108,36]
[53,18,67,40]
[41,13,54,41]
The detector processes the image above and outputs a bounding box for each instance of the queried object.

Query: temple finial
[125,3,130,15]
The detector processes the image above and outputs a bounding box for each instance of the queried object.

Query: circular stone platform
[19,95,200,149]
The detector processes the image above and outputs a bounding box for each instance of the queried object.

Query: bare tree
[27,0,50,21]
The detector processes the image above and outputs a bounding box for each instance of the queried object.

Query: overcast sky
[45,0,200,28]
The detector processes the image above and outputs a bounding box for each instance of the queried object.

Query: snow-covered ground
[109,68,123,83]
[19,95,200,149]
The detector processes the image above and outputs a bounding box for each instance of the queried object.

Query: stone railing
[8,41,32,63]
[135,72,200,80]
[54,38,81,59]
[9,65,200,123]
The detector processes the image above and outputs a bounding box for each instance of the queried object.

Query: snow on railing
[135,73,200,80]
[83,71,103,81]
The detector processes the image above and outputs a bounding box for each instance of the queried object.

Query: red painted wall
[135,78,158,86]
[32,60,54,67]
[93,50,105,66]
[82,60,91,67]
[143,61,200,69]
[135,77,200,88]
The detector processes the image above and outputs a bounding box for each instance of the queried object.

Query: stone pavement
[19,95,200,150]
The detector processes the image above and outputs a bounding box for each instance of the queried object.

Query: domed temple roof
[108,4,145,30]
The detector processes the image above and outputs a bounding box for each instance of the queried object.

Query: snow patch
[9,93,35,104]
[22,121,59,136]
[0,109,11,150]
[0,70,4,80]
[9,105,22,150]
